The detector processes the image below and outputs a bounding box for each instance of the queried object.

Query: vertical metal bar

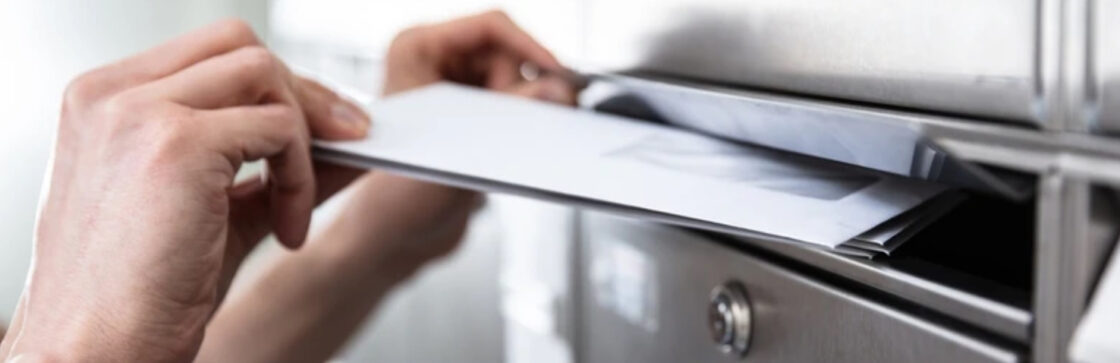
[568,210,586,363]
[1039,0,1092,132]
[1034,173,1092,363]
[1061,0,1092,132]
[1037,0,1065,130]
[1034,173,1061,363]
[1035,0,1097,359]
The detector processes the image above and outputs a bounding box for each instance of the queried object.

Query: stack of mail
[315,83,953,256]
[836,192,962,258]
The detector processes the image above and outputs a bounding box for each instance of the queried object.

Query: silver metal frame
[1034,1,1109,362]
[589,1,1120,357]
[724,231,1033,343]
[1033,175,1090,363]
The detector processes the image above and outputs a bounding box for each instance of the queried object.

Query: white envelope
[315,83,946,248]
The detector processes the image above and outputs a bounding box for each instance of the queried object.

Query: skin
[195,11,577,363]
[0,10,576,363]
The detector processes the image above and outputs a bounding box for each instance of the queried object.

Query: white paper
[1070,241,1120,363]
[315,83,946,247]
[845,192,965,255]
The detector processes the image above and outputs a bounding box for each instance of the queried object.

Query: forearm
[195,212,418,363]
[196,171,474,363]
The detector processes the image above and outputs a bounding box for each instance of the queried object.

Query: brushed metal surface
[718,232,1033,343]
[1031,176,1111,363]
[583,0,1039,124]
[577,212,1020,363]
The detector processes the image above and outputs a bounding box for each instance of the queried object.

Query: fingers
[73,19,262,99]
[431,10,561,71]
[123,19,262,79]
[144,46,296,109]
[202,104,316,248]
[226,161,366,255]
[141,42,369,248]
[485,53,523,90]
[504,76,579,106]
[293,77,371,140]
[144,47,370,140]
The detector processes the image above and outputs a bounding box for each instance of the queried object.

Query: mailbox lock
[708,280,752,358]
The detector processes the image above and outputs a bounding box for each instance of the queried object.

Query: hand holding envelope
[1,10,583,363]
[322,10,583,271]
[195,11,585,363]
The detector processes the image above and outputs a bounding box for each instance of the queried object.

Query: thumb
[502,75,578,106]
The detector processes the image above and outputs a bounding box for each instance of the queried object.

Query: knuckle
[211,18,260,46]
[286,116,312,145]
[63,70,109,109]
[99,91,148,121]
[234,46,277,73]
[148,110,196,157]
[223,47,280,96]
[229,46,279,83]
[280,107,311,140]
[258,104,306,142]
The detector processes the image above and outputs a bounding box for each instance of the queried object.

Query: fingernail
[332,101,371,134]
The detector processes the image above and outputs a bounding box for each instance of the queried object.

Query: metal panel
[1031,176,1113,363]
[577,212,1020,363]
[717,232,1033,343]
[583,0,1039,124]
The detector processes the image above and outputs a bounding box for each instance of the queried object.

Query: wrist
[4,353,61,363]
[6,316,110,362]
[7,297,205,362]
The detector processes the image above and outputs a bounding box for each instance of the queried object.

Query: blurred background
[0,1,584,362]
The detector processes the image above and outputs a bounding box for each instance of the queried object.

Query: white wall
[271,0,585,64]
[0,0,269,328]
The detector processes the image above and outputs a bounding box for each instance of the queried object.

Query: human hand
[186,12,580,363]
[328,11,580,277]
[383,10,575,100]
[0,20,370,362]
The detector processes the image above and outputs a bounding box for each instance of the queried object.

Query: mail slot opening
[1086,186,1120,293]
[883,189,1037,307]
[852,181,1117,310]
[587,84,1038,261]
